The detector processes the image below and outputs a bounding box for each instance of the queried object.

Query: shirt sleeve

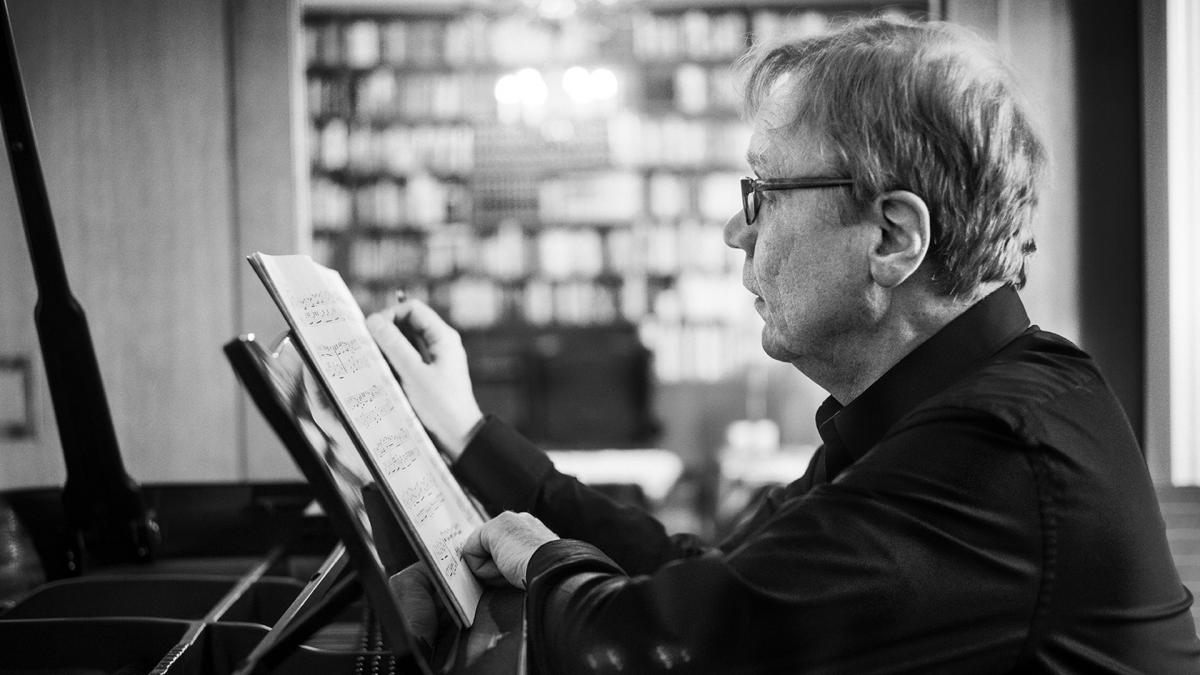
[520,410,1046,674]
[451,415,709,575]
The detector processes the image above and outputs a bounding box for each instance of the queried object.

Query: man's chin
[760,331,800,363]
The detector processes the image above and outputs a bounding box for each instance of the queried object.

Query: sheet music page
[250,252,484,626]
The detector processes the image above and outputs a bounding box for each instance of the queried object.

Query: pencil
[395,290,433,364]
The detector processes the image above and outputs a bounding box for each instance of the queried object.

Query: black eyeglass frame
[740,176,855,225]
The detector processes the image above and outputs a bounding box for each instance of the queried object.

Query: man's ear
[868,190,930,288]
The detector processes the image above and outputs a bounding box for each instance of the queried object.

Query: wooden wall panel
[0,0,240,487]
[229,0,306,481]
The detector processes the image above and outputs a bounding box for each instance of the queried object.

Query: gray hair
[740,17,1045,299]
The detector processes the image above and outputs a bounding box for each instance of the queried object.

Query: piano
[0,2,522,672]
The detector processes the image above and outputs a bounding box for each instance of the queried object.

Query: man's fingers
[462,523,486,560]
[404,299,460,351]
[366,311,423,375]
[462,512,559,589]
[462,520,506,584]
[465,557,505,585]
[463,539,505,584]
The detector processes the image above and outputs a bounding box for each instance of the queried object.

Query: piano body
[0,1,522,672]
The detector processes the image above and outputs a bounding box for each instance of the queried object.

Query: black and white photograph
[0,0,1197,673]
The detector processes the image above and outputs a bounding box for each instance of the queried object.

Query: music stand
[224,332,526,675]
[224,332,428,674]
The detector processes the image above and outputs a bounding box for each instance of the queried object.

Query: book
[248,252,485,628]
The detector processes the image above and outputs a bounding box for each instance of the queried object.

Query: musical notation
[293,289,349,327]
[353,396,397,429]
[398,474,447,523]
[430,522,466,578]
[412,499,443,526]
[346,384,383,410]
[399,474,436,511]
[316,337,371,379]
[374,432,418,477]
[253,253,485,624]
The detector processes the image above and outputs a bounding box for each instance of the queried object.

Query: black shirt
[454,286,1200,673]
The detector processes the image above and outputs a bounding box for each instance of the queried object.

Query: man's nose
[723,210,751,251]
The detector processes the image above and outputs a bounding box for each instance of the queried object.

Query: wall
[228,0,307,480]
[0,0,303,490]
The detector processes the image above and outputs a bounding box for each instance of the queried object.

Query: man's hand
[388,562,451,656]
[463,511,559,589]
[366,297,483,460]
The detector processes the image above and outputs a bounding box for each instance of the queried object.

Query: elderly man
[367,17,1200,674]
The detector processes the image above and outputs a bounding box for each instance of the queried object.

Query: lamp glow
[516,67,548,105]
[591,67,618,99]
[494,73,522,105]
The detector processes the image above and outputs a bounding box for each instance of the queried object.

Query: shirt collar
[815,285,1031,471]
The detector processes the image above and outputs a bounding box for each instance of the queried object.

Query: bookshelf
[301,2,927,390]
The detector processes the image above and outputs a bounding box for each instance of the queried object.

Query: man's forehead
[745,77,813,174]
[747,121,822,177]
[757,71,801,126]
[745,82,835,175]
[746,142,780,175]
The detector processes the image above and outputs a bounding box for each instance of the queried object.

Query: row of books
[608,113,750,169]
[354,70,495,121]
[667,63,742,116]
[310,168,745,231]
[309,64,741,124]
[345,269,745,325]
[538,169,743,223]
[343,277,760,383]
[631,11,750,62]
[305,8,856,72]
[474,121,610,174]
[631,9,873,63]
[319,219,738,282]
[640,318,763,383]
[308,116,749,202]
[306,19,455,69]
[309,120,474,176]
[537,171,644,224]
[308,70,496,122]
[306,14,608,70]
[308,114,748,185]
[311,175,471,230]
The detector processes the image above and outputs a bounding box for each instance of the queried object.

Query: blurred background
[0,0,1197,614]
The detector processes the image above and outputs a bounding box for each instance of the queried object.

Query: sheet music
[250,253,484,627]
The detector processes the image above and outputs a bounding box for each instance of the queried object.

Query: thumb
[366,310,423,378]
[461,526,504,584]
[404,299,461,355]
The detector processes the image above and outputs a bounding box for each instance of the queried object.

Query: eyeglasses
[740,176,855,225]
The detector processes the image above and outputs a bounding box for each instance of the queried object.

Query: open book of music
[247,252,485,628]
